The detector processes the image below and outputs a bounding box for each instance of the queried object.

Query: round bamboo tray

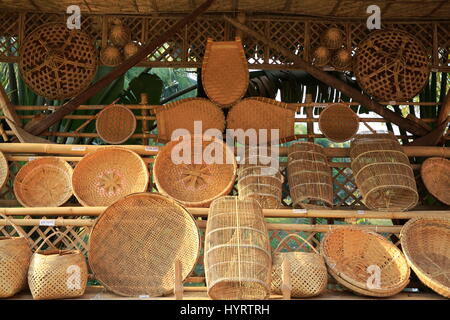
[421,157,450,205]
[19,23,97,100]
[0,151,8,190]
[321,227,410,297]
[155,98,225,143]
[319,104,359,142]
[13,158,73,207]
[153,136,236,207]
[89,192,200,297]
[202,37,249,107]
[205,196,271,300]
[72,147,149,206]
[400,218,450,298]
[96,104,137,144]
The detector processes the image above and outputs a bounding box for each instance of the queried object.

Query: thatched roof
[0,0,449,19]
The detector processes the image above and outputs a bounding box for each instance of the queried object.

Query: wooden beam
[223,16,429,137]
[25,0,216,136]
[407,121,448,146]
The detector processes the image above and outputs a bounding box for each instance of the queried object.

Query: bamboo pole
[4,155,155,164]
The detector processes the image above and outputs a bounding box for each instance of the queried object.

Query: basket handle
[0,213,27,238]
[274,233,319,255]
[35,230,79,253]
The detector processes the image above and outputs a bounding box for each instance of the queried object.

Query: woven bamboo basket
[123,41,140,59]
[72,147,149,206]
[421,157,450,205]
[109,18,131,46]
[311,46,331,67]
[28,231,88,300]
[155,98,225,142]
[319,104,359,142]
[331,48,353,70]
[320,227,410,297]
[99,45,123,67]
[271,234,327,298]
[400,218,450,298]
[202,37,249,107]
[19,23,97,100]
[0,151,8,190]
[321,27,344,49]
[226,97,295,143]
[287,142,333,209]
[13,158,73,208]
[89,193,200,297]
[96,104,136,144]
[350,133,418,211]
[0,214,31,298]
[205,197,271,300]
[153,136,236,207]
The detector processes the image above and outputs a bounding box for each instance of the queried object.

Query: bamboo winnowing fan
[201,37,249,107]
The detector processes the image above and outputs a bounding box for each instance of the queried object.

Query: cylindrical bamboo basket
[205,197,271,300]
[96,104,136,144]
[0,151,8,190]
[287,142,333,209]
[421,157,450,205]
[319,104,359,142]
[350,133,418,211]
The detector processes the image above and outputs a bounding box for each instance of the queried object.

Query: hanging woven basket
[0,151,8,190]
[96,104,136,144]
[319,103,359,142]
[331,48,353,70]
[202,37,249,107]
[123,41,140,59]
[311,46,331,67]
[421,157,450,205]
[321,27,344,49]
[13,158,73,207]
[100,45,123,67]
[109,18,131,46]
[19,23,97,100]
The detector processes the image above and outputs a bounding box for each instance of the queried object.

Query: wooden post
[174,260,183,300]
[281,257,292,300]
[305,94,314,142]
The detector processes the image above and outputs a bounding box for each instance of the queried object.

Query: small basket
[28,231,88,300]
[311,46,331,67]
[320,227,410,297]
[72,147,149,206]
[319,104,359,142]
[109,18,131,46]
[321,27,344,49]
[100,45,123,67]
[271,234,327,298]
[96,104,136,144]
[421,157,450,205]
[400,218,450,298]
[0,151,8,190]
[123,41,140,59]
[331,48,353,70]
[13,158,73,207]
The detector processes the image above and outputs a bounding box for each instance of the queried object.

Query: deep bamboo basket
[13,158,73,207]
[89,193,200,297]
[205,197,271,300]
[0,151,8,190]
[400,218,450,298]
[421,157,450,205]
[96,104,136,144]
[287,142,333,209]
[350,133,418,211]
[321,227,410,297]
[319,104,359,142]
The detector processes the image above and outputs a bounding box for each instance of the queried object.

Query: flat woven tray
[421,157,450,205]
[96,105,136,144]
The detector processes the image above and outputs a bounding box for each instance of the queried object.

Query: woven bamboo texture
[89,193,200,297]
[311,46,331,67]
[155,98,225,142]
[153,136,236,207]
[319,104,359,142]
[271,234,327,298]
[0,151,8,190]
[99,45,123,67]
[13,158,73,208]
[288,142,333,209]
[354,29,430,101]
[96,104,136,144]
[226,97,295,143]
[109,19,131,46]
[28,231,88,300]
[350,133,418,211]
[421,157,450,205]
[331,48,353,71]
[322,27,344,49]
[205,197,271,300]
[19,23,97,100]
[320,227,410,297]
[400,218,450,298]
[201,38,249,107]
[72,147,149,206]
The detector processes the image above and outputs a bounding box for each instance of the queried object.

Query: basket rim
[95,104,137,144]
[420,157,450,205]
[0,151,8,190]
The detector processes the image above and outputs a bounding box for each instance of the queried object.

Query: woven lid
[72,147,149,206]
[13,158,73,207]
[0,151,8,190]
[89,192,200,297]
[96,105,136,144]
[421,157,450,205]
[19,23,97,100]
[319,104,359,142]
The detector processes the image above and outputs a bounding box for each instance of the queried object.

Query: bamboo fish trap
[205,197,271,300]
[201,37,249,107]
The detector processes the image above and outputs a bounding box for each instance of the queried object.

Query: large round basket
[350,133,418,211]
[19,23,97,100]
[205,197,271,300]
[89,193,200,297]
[320,227,410,297]
[421,157,450,205]
[400,218,450,298]
[201,38,249,107]
[155,98,225,143]
[319,104,359,142]
[0,151,8,190]
[14,158,73,207]
[96,105,136,144]
[354,29,430,101]
[153,136,236,207]
[72,147,149,206]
